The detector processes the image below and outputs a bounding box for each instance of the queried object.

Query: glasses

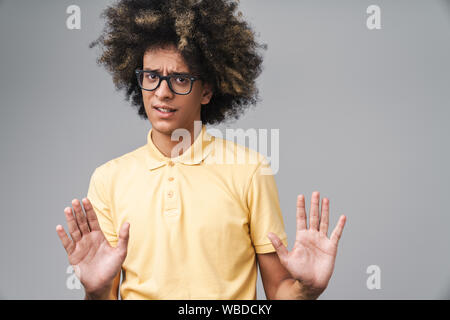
[135,69,201,95]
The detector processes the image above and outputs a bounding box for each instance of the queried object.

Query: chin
[150,121,178,135]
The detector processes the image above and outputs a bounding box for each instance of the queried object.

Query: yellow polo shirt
[87,124,288,299]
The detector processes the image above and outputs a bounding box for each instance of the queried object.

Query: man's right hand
[56,198,130,299]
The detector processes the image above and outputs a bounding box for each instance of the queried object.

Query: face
[141,45,213,136]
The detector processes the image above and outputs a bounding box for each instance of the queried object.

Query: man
[56,0,346,300]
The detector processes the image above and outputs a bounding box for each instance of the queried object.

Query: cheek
[142,92,154,110]
[142,91,152,103]
[183,94,199,106]
[141,92,154,118]
[186,85,204,105]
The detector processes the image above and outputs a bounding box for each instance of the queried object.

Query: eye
[176,76,188,83]
[147,72,158,80]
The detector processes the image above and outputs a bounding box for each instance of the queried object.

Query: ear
[200,82,213,106]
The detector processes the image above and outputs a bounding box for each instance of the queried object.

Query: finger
[65,207,82,242]
[116,222,130,259]
[296,194,307,231]
[309,191,320,230]
[267,232,288,265]
[330,215,347,245]
[319,198,330,237]
[56,224,75,255]
[82,198,101,232]
[72,199,90,236]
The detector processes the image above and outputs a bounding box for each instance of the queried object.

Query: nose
[154,77,174,100]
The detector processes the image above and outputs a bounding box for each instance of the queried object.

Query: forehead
[142,46,190,73]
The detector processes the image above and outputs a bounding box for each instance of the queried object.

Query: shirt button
[168,177,174,181]
[167,191,174,198]
[168,161,175,167]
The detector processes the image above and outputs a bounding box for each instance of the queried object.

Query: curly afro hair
[89,0,267,125]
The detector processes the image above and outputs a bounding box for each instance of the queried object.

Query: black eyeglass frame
[135,69,202,95]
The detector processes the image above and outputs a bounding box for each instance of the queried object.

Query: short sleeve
[86,167,118,247]
[247,159,288,254]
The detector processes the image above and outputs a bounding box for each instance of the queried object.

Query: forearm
[274,278,322,300]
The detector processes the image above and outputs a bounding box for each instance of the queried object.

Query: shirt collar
[145,124,214,170]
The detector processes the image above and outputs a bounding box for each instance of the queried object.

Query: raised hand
[56,198,130,297]
[267,191,346,297]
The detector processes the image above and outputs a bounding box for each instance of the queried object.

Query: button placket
[163,160,178,213]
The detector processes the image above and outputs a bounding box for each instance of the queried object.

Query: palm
[268,192,346,295]
[56,198,130,294]
[67,230,125,293]
[286,229,337,289]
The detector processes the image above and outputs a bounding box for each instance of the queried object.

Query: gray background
[0,0,449,299]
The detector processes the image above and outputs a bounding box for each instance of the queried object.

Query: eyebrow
[143,68,190,76]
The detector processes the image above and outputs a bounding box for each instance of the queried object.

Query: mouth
[153,105,178,114]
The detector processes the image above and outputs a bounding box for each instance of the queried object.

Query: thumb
[267,232,288,265]
[116,222,130,257]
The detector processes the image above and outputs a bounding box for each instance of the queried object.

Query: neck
[151,122,203,158]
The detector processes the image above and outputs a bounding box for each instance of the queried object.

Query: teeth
[156,108,175,113]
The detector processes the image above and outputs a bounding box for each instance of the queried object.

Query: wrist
[291,279,323,300]
[275,278,324,300]
[84,284,114,300]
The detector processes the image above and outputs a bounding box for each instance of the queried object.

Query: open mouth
[155,107,176,113]
[153,106,177,113]
[153,106,178,118]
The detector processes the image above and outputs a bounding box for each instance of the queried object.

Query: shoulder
[205,133,273,188]
[207,134,268,168]
[93,145,148,179]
